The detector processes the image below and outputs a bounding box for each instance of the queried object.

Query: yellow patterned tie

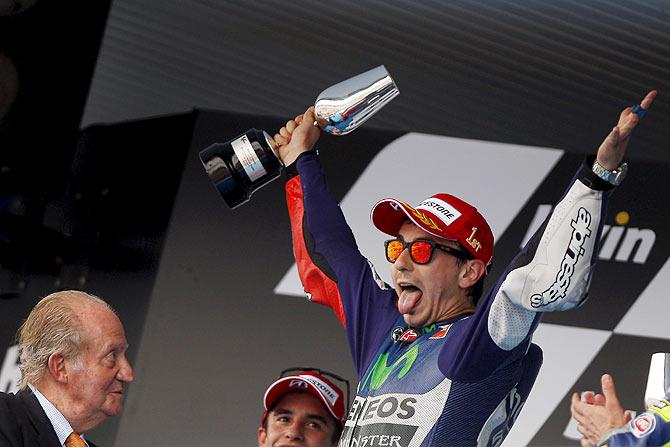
[65,432,87,447]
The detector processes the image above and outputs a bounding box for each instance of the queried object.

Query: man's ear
[46,352,68,384]
[257,426,267,447]
[458,259,486,289]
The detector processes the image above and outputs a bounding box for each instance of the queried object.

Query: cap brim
[263,376,341,423]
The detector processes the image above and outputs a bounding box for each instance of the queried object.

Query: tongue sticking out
[398,287,422,314]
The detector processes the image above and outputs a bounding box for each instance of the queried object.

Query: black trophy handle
[199,128,282,209]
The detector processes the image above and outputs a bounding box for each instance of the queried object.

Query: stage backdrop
[3,109,666,446]
[0,112,196,446]
[107,109,668,447]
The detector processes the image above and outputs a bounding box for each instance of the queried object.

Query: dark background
[1,1,669,445]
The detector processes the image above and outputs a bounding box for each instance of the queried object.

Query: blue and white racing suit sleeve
[598,397,670,447]
[440,156,616,381]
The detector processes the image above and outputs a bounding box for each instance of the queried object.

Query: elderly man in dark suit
[0,290,134,447]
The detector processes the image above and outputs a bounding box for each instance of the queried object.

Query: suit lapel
[17,388,63,447]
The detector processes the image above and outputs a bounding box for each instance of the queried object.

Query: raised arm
[277,107,399,375]
[441,91,658,381]
[498,90,658,315]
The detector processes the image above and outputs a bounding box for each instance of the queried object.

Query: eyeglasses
[278,367,351,417]
[384,238,472,265]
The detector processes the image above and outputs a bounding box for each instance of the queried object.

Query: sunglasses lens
[410,241,432,264]
[386,240,404,262]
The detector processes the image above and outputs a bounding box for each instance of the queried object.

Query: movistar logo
[361,345,419,392]
[421,324,437,334]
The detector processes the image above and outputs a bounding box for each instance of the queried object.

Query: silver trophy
[199,65,399,208]
[644,352,670,408]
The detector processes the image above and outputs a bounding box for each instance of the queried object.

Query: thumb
[602,374,622,409]
[303,106,316,126]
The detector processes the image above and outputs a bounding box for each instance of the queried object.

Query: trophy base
[199,129,282,209]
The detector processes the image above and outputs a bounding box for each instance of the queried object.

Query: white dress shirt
[28,384,89,447]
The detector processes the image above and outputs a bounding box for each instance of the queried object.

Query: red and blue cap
[371,192,494,267]
[262,371,346,426]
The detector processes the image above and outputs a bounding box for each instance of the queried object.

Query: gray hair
[17,290,113,389]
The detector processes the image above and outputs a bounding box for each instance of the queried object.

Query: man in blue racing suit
[272,90,657,447]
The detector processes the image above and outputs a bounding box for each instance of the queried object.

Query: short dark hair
[262,391,343,443]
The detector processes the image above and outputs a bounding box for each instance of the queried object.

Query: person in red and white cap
[258,370,346,447]
[271,91,657,446]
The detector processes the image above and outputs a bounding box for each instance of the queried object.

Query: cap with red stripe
[262,371,346,426]
[371,193,494,266]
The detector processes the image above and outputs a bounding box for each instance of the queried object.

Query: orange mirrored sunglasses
[384,238,472,264]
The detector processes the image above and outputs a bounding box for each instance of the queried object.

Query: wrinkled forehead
[80,306,127,347]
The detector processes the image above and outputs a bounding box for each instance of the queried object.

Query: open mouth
[397,282,423,314]
[399,283,420,293]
